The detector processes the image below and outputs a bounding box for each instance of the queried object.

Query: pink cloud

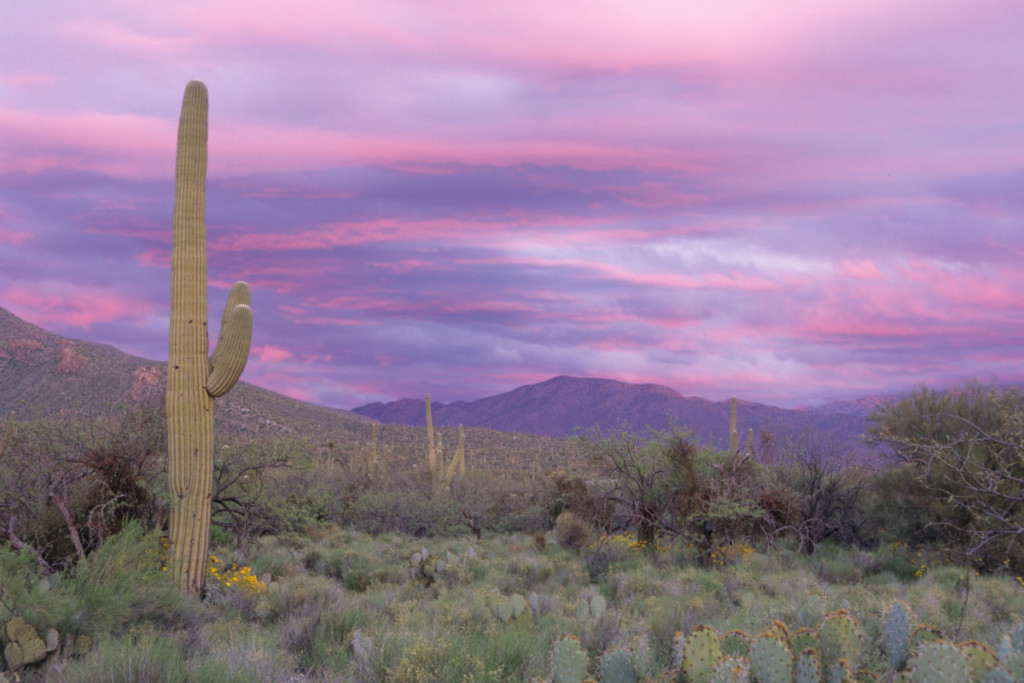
[0,108,173,178]
[0,225,33,246]
[1,285,153,328]
[836,259,884,281]
[0,72,57,88]
[253,344,294,363]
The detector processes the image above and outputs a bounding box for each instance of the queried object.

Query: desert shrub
[62,520,189,634]
[345,490,463,536]
[769,428,873,554]
[447,470,558,534]
[0,521,188,644]
[63,628,189,683]
[554,511,592,551]
[0,403,166,571]
[869,382,1024,572]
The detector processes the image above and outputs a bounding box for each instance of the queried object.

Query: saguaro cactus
[167,80,252,596]
[425,393,441,493]
[728,397,739,453]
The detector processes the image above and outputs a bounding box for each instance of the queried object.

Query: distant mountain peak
[353,374,871,454]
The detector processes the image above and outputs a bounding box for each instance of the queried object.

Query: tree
[593,427,767,554]
[771,427,870,554]
[594,428,699,545]
[868,382,1024,571]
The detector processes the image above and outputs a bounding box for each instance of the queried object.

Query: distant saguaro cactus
[167,80,253,596]
[728,397,739,453]
[425,393,441,492]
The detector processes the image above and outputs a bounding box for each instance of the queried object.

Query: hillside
[354,375,874,455]
[0,306,882,461]
[0,307,590,470]
[0,307,372,442]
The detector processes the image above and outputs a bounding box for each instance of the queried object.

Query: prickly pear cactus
[818,610,861,674]
[510,593,528,620]
[958,640,998,683]
[551,635,589,683]
[825,657,852,683]
[908,640,969,682]
[1010,623,1024,653]
[790,629,818,662]
[709,656,751,683]
[575,598,590,621]
[750,634,792,683]
[628,634,653,679]
[681,625,723,683]
[495,601,513,623]
[590,594,607,620]
[983,665,1014,683]
[883,599,913,671]
[794,648,821,683]
[909,625,943,653]
[722,630,752,658]
[1001,650,1024,680]
[599,649,637,683]
[763,620,792,649]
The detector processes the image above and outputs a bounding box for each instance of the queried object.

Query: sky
[2,1,1024,410]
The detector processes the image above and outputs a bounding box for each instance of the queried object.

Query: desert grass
[3,525,1024,681]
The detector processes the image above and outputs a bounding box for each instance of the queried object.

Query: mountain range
[1,306,885,455]
[353,375,878,454]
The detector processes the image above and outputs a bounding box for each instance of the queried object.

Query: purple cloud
[2,0,1024,410]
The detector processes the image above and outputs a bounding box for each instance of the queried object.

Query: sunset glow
[3,1,1023,408]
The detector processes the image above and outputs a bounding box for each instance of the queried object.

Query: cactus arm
[206,302,252,397]
[209,281,251,373]
[442,424,465,490]
[207,280,253,397]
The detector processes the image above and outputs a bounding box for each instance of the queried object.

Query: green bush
[345,490,463,536]
[554,511,592,552]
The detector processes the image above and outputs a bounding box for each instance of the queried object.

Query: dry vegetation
[3,381,1024,680]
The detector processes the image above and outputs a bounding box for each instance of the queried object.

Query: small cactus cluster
[546,633,649,683]
[1,616,90,674]
[881,599,1024,681]
[407,545,475,587]
[665,611,868,683]
[575,593,608,621]
[489,592,538,624]
[493,593,531,623]
[536,634,647,679]
[534,602,1024,682]
[408,547,445,587]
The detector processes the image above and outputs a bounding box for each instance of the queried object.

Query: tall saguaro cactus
[167,80,253,596]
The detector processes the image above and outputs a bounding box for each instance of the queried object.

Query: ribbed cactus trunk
[167,81,252,596]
